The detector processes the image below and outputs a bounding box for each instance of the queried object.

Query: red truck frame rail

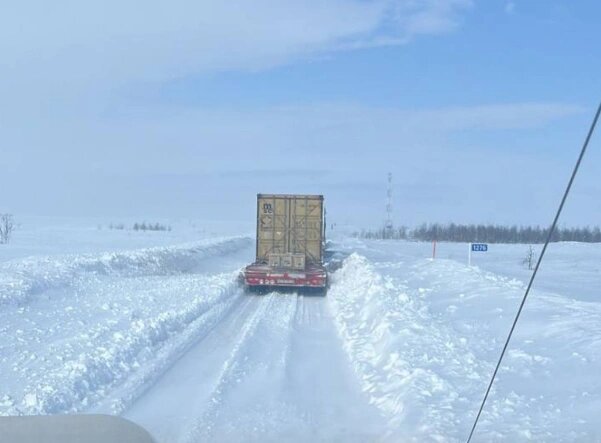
[243,263,327,289]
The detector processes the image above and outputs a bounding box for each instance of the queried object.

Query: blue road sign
[471,243,488,252]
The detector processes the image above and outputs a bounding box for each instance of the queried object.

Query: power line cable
[466,100,601,443]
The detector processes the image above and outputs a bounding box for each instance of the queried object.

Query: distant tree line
[355,223,601,243]
[133,222,171,232]
[106,222,172,232]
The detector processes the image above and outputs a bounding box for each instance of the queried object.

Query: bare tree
[522,245,537,270]
[0,214,15,244]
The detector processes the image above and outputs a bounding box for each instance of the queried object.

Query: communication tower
[385,173,393,237]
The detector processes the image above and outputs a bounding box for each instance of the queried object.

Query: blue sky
[150,2,598,108]
[1,1,600,227]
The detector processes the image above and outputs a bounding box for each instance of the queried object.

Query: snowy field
[1,218,600,442]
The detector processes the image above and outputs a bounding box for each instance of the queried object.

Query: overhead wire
[466,100,601,443]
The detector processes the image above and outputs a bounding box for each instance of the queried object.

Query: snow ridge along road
[328,245,601,442]
[0,236,252,306]
[0,237,253,416]
[328,253,492,441]
[2,234,600,442]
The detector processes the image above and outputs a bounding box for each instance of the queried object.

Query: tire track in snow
[181,293,299,443]
[187,291,384,443]
[94,278,249,415]
[281,294,386,442]
[125,289,385,443]
[122,290,263,442]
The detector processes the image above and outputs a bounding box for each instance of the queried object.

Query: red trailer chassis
[243,263,327,289]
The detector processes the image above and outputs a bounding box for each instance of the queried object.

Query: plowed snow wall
[255,194,324,265]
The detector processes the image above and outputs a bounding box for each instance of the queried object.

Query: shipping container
[243,194,327,292]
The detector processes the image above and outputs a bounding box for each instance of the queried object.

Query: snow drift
[0,237,253,416]
[0,236,252,305]
[328,253,491,441]
[328,251,601,441]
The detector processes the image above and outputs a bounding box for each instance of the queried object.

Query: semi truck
[242,194,328,293]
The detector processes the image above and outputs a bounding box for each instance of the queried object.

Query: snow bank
[328,254,490,441]
[328,251,601,441]
[0,236,251,305]
[0,236,253,416]
[0,271,245,416]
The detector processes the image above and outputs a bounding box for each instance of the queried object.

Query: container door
[257,196,289,262]
[290,196,323,265]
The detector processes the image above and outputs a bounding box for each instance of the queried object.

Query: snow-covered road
[2,229,601,442]
[0,235,384,442]
[123,293,383,443]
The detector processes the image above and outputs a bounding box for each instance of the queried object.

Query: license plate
[288,273,305,279]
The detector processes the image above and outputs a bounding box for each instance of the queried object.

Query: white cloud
[389,0,473,35]
[0,0,475,169]
[0,1,472,86]
[4,1,595,224]
[2,101,582,175]
[0,95,590,222]
[0,100,588,223]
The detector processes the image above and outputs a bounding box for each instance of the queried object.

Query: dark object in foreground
[0,414,156,443]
